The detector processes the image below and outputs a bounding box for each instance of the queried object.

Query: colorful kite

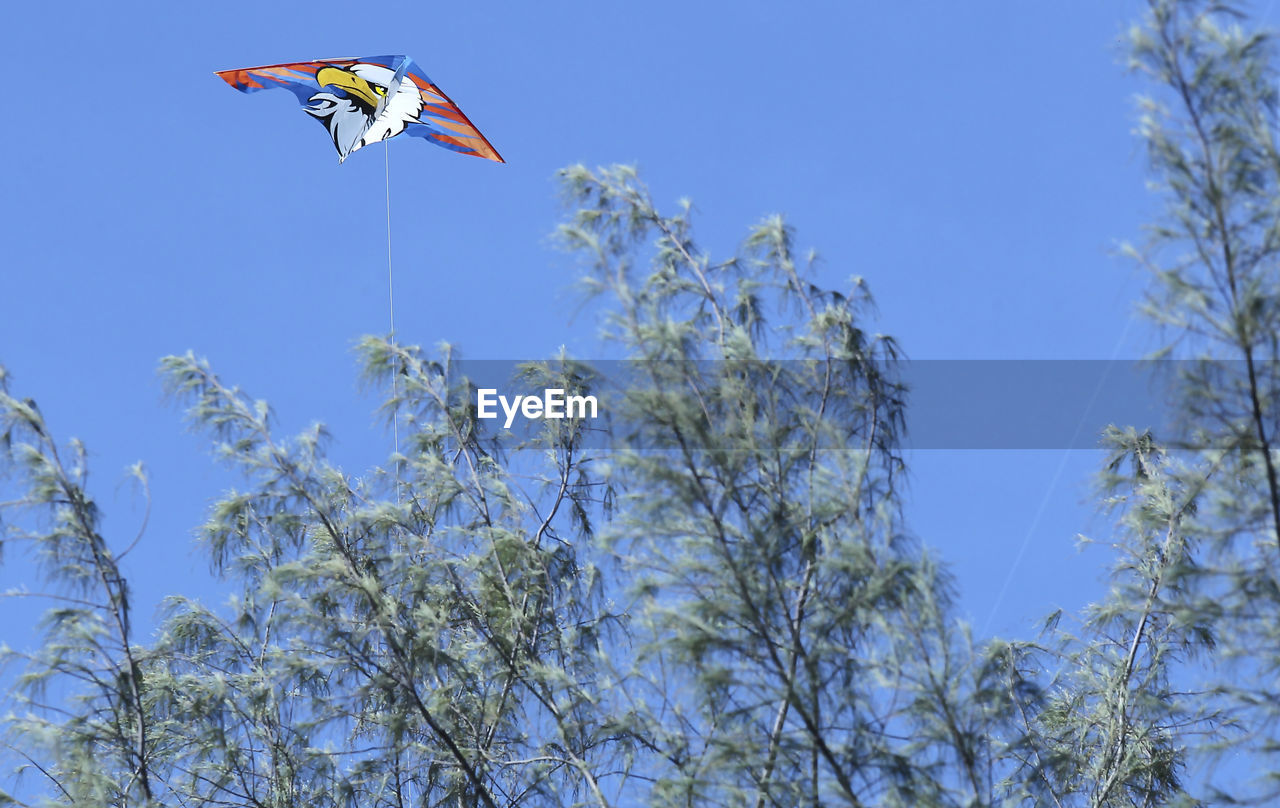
[216,55,503,164]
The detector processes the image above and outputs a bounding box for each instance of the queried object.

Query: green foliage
[0,169,1008,807]
[1007,427,1226,807]
[1124,0,1280,803]
[0,376,157,805]
[150,348,619,807]
[556,165,1004,806]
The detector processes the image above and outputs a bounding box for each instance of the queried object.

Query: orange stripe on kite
[412,82,453,107]
[430,132,500,161]
[422,103,469,125]
[430,116,478,136]
[258,67,302,80]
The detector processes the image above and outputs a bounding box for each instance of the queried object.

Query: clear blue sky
[1,0,1211,657]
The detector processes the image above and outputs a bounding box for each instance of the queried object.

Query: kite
[216,55,504,164]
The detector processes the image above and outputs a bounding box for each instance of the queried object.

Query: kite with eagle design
[216,55,503,164]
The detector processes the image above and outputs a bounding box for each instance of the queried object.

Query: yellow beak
[316,66,383,109]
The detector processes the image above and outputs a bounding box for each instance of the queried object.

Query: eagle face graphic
[305,63,425,161]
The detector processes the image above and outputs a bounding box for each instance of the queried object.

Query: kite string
[386,141,401,504]
[980,315,1136,637]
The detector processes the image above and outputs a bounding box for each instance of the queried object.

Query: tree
[555,166,1005,806]
[0,164,1015,807]
[1121,0,1280,802]
[0,379,156,805]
